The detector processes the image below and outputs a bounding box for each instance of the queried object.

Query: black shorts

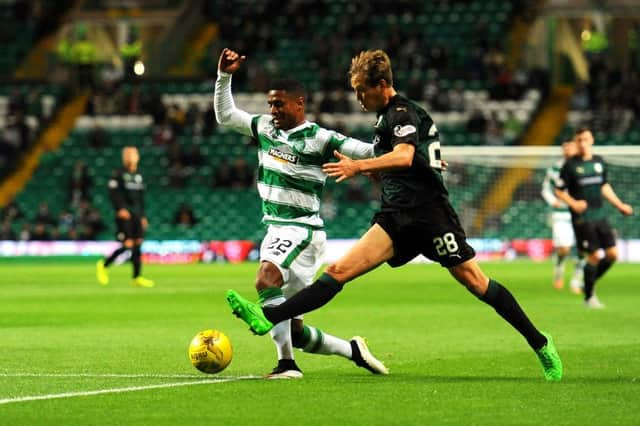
[116,216,145,242]
[572,218,616,253]
[372,201,475,268]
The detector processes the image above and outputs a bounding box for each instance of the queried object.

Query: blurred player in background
[541,140,584,293]
[555,128,634,308]
[96,146,154,288]
[227,49,563,382]
[214,48,387,378]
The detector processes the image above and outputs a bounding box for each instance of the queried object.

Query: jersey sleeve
[556,162,570,191]
[541,166,559,206]
[139,176,146,216]
[325,131,374,160]
[108,170,126,211]
[388,106,419,147]
[214,72,255,137]
[599,156,609,185]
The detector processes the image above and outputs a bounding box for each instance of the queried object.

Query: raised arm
[214,48,254,136]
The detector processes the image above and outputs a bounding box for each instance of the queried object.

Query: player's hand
[117,208,131,220]
[441,159,449,171]
[218,48,246,74]
[571,200,588,214]
[322,151,360,183]
[618,203,633,216]
[141,217,149,229]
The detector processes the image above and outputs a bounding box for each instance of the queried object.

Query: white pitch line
[0,375,260,405]
[0,372,226,379]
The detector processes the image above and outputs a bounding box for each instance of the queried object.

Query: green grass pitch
[0,259,639,425]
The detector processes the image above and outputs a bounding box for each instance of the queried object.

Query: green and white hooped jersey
[541,160,571,221]
[213,72,373,228]
[251,115,371,228]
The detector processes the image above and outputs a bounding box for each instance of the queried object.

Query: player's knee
[123,240,134,249]
[325,263,347,282]
[587,252,600,264]
[255,261,283,291]
[450,261,488,296]
[465,278,488,297]
[605,251,618,263]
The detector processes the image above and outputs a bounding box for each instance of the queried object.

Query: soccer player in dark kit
[96,146,154,287]
[226,50,563,381]
[555,128,633,308]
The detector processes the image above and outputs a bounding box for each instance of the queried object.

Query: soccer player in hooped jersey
[227,49,564,381]
[555,128,634,308]
[96,146,154,288]
[541,140,584,293]
[214,48,388,378]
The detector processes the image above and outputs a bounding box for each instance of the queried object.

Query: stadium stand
[1,0,637,245]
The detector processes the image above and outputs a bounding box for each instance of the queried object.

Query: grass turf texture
[0,259,638,425]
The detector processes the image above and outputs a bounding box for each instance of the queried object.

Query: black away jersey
[108,168,145,216]
[557,155,608,222]
[373,94,447,211]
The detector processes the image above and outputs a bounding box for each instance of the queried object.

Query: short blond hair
[349,50,393,87]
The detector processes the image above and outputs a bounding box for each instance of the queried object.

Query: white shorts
[552,217,575,248]
[260,224,327,300]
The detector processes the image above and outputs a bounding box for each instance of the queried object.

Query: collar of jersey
[276,120,312,135]
[376,94,402,115]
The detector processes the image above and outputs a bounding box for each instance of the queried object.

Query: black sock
[104,246,127,267]
[583,263,598,300]
[480,279,546,350]
[263,273,343,324]
[131,245,141,278]
[595,258,613,279]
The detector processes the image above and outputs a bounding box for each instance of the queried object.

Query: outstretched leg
[449,259,562,381]
[96,244,129,285]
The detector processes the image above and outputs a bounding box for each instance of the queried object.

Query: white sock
[301,326,352,359]
[571,258,586,286]
[575,258,586,277]
[263,296,294,360]
[554,255,566,282]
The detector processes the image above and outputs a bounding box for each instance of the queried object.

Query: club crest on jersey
[268,147,298,164]
[594,163,603,173]
[393,124,416,138]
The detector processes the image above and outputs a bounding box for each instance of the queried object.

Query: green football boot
[535,332,563,381]
[226,290,274,335]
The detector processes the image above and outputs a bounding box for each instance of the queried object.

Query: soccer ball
[188,329,233,374]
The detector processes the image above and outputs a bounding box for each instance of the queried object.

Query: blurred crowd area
[205,0,533,92]
[0,159,104,241]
